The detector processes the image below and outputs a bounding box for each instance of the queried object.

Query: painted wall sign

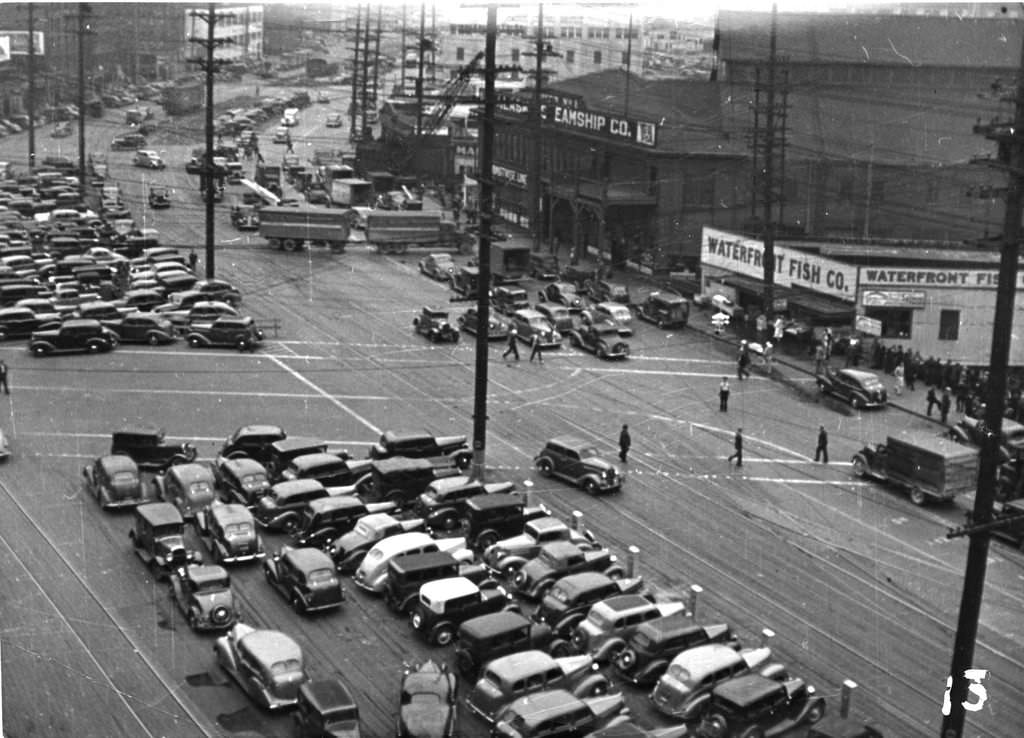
[860,290,927,308]
[493,165,527,187]
[542,105,658,148]
[859,267,1024,289]
[855,315,883,335]
[701,228,857,302]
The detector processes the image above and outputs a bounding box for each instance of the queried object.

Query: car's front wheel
[147,333,162,346]
[806,700,825,724]
[431,623,455,646]
[187,336,202,348]
[583,479,599,496]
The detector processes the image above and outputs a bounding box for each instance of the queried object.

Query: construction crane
[419,51,485,137]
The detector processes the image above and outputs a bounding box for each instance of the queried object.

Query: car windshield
[307,568,337,586]
[353,520,374,537]
[112,471,138,485]
[194,574,229,592]
[528,318,548,329]
[666,663,694,685]
[403,690,441,706]
[548,585,571,604]
[578,445,600,458]
[224,522,252,537]
[366,548,384,562]
[586,609,615,630]
[242,473,267,490]
[190,481,212,496]
[160,534,186,550]
[269,659,302,676]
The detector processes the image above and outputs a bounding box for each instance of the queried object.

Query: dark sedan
[539,281,585,312]
[0,306,61,340]
[457,307,508,340]
[114,313,177,345]
[816,367,888,409]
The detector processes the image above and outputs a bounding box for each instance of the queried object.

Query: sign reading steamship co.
[541,104,658,148]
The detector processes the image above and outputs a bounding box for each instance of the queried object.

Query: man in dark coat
[502,327,520,361]
[719,377,730,412]
[926,387,939,417]
[728,428,743,467]
[815,425,829,463]
[618,424,631,463]
[940,387,952,424]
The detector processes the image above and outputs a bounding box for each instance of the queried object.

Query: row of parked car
[80,419,831,737]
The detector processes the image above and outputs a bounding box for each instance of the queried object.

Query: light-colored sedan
[590,301,633,336]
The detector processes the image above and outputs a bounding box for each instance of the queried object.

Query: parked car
[294,679,362,737]
[192,278,242,306]
[540,281,585,311]
[193,501,266,565]
[214,623,309,710]
[255,479,332,533]
[186,316,263,351]
[153,462,216,519]
[615,619,738,687]
[816,367,888,409]
[650,641,785,721]
[567,321,630,360]
[491,688,630,738]
[291,495,396,550]
[384,551,496,615]
[413,306,460,343]
[280,452,369,488]
[396,660,457,738]
[534,436,623,494]
[128,502,203,579]
[568,593,688,664]
[132,149,165,169]
[0,306,61,340]
[169,564,238,631]
[415,476,517,533]
[454,610,554,677]
[409,576,516,645]
[948,415,1024,462]
[263,545,346,614]
[148,186,171,209]
[327,512,427,574]
[481,515,597,578]
[82,454,149,509]
[214,456,273,507]
[219,424,287,467]
[263,437,333,480]
[491,285,530,316]
[110,426,197,472]
[111,132,146,150]
[29,318,119,356]
[324,113,344,128]
[419,253,456,281]
[458,307,508,340]
[587,279,630,304]
[589,301,634,336]
[531,571,646,647]
[529,252,560,280]
[693,673,825,737]
[510,308,562,348]
[533,303,574,334]
[353,531,472,593]
[466,650,609,725]
[511,541,626,600]
[369,430,472,470]
[462,493,549,552]
[113,312,177,344]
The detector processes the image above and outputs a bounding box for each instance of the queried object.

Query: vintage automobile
[533,303,575,334]
[0,306,61,340]
[384,551,496,615]
[491,285,531,316]
[29,318,119,356]
[615,619,738,687]
[148,186,171,209]
[534,436,623,494]
[353,531,471,593]
[263,546,346,614]
[396,660,457,738]
[110,426,197,472]
[254,479,332,533]
[512,541,626,600]
[983,497,1024,550]
[219,424,288,466]
[415,476,517,533]
[569,594,689,665]
[948,415,1024,462]
[369,430,473,471]
[215,623,309,710]
[463,494,549,552]
[482,515,597,578]
[458,307,508,340]
[327,512,427,573]
[230,204,261,230]
[816,367,888,409]
[132,149,166,169]
[693,674,825,737]
[160,301,239,332]
[193,501,266,564]
[454,610,553,677]
[112,313,177,344]
[291,495,396,549]
[588,301,634,336]
[532,571,646,647]
[83,454,149,509]
[539,281,585,312]
[279,452,370,488]
[154,462,217,519]
[509,308,562,348]
[111,132,147,150]
[214,456,272,507]
[466,650,609,725]
[491,688,630,738]
[567,321,630,360]
[708,294,741,319]
[185,316,263,351]
[451,265,480,299]
[128,502,202,579]
[529,252,560,280]
[265,437,334,479]
[273,126,291,144]
[409,576,516,645]
[419,253,456,281]
[650,641,785,721]
[413,306,460,343]
[169,564,238,631]
[192,278,243,306]
[293,679,362,737]
[587,279,630,305]
[324,112,345,128]
[116,288,166,313]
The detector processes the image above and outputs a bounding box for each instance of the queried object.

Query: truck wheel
[909,488,927,506]
[283,238,299,252]
[268,238,281,250]
[852,457,868,477]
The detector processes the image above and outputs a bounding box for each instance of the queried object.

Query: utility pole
[528,3,558,253]
[942,34,1024,738]
[76,3,93,203]
[372,7,382,123]
[624,14,632,117]
[360,3,372,139]
[400,4,407,96]
[470,3,498,483]
[27,4,36,172]
[349,5,362,139]
[188,3,232,279]
[416,3,426,135]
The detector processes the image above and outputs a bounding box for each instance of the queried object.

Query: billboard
[0,31,45,56]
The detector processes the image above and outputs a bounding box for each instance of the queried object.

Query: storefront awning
[786,289,855,322]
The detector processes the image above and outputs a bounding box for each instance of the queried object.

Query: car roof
[459,610,529,639]
[711,673,783,706]
[299,679,355,714]
[221,456,268,476]
[373,456,436,473]
[670,643,742,677]
[185,564,229,586]
[466,493,522,512]
[382,430,432,444]
[840,369,879,381]
[283,546,335,571]
[239,629,303,665]
[289,452,346,471]
[167,463,214,484]
[649,291,686,304]
[528,516,568,533]
[514,308,545,320]
[98,454,139,474]
[388,550,455,574]
[487,649,558,677]
[307,496,364,514]
[506,688,581,719]
[271,436,326,453]
[426,475,473,494]
[210,503,253,525]
[135,502,183,526]
[590,593,651,616]
[369,531,433,555]
[271,478,327,497]
[539,540,584,557]
[419,576,477,600]
[60,318,104,330]
[547,435,592,451]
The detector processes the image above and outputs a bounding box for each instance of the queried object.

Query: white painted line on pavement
[266,354,382,435]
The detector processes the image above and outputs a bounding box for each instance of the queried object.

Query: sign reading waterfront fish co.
[701,227,857,302]
[542,105,658,148]
[858,267,1024,289]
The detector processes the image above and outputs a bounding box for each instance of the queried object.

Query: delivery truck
[330,178,374,208]
[851,430,979,505]
[258,206,350,252]
[365,211,470,255]
[488,241,532,284]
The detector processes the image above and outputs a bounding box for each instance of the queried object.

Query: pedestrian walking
[763,341,774,374]
[0,360,9,395]
[755,313,767,343]
[940,387,952,424]
[773,316,785,344]
[814,342,826,374]
[815,425,829,463]
[719,377,730,412]
[823,327,834,360]
[728,427,743,467]
[188,249,198,273]
[528,333,543,363]
[618,424,631,463]
[926,387,938,417]
[502,328,520,361]
[737,342,751,380]
[893,362,905,396]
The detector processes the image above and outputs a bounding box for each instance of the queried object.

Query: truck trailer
[365,211,469,255]
[258,206,350,252]
[330,178,374,208]
[852,430,979,505]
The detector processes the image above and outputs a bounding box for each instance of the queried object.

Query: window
[511,48,519,63]
[939,309,959,340]
[565,49,575,64]
[456,47,465,62]
[593,50,602,65]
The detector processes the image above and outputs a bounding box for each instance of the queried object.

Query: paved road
[0,77,1021,738]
